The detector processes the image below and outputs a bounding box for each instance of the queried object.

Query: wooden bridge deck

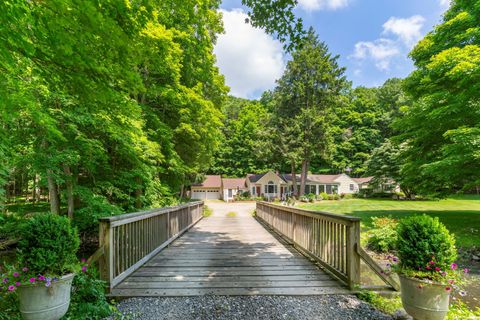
[110,203,349,297]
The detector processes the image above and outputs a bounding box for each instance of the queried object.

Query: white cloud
[439,0,451,7]
[351,39,400,71]
[214,9,285,98]
[297,0,349,11]
[382,15,426,47]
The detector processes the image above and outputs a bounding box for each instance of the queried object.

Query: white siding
[334,174,359,194]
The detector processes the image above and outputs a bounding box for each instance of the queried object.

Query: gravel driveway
[111,201,392,320]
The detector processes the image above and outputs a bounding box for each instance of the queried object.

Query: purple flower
[38,275,45,281]
[392,257,398,262]
[15,282,21,287]
[53,277,58,282]
[22,267,28,272]
[81,266,87,272]
[29,278,36,283]
[2,278,8,283]
[81,258,86,263]
[7,285,15,291]
[459,291,467,296]
[13,272,19,277]
[450,263,458,270]
[463,268,469,274]
[386,263,391,268]
[435,267,441,272]
[445,286,452,292]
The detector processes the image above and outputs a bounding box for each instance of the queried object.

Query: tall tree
[396,0,480,196]
[272,28,348,196]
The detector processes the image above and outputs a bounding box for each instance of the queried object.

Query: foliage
[203,206,213,218]
[0,293,20,320]
[396,215,457,278]
[396,0,480,197]
[0,213,24,250]
[64,266,114,319]
[269,28,348,195]
[366,217,398,253]
[17,214,80,276]
[211,97,271,176]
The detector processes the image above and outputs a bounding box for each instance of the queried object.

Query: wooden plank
[127,275,333,282]
[116,280,342,289]
[357,245,400,291]
[109,286,350,297]
[132,270,323,277]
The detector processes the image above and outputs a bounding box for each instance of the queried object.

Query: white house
[222,178,248,202]
[246,171,362,199]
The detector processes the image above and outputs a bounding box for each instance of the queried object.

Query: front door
[256,186,261,196]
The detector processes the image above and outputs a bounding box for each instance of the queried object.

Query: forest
[0,0,479,230]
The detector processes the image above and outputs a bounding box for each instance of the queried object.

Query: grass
[203,206,213,217]
[298,195,480,249]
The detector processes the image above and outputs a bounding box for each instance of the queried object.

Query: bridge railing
[256,201,399,291]
[96,201,204,289]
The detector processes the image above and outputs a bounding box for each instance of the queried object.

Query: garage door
[206,189,220,200]
[191,189,220,200]
[191,190,205,200]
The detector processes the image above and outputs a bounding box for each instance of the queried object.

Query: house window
[264,181,277,194]
[252,187,255,195]
[349,184,354,191]
[326,185,332,194]
[319,185,325,193]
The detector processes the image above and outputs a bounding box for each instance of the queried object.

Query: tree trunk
[299,159,309,196]
[47,169,60,214]
[291,161,298,198]
[63,166,74,219]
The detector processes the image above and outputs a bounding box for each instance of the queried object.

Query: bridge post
[346,220,361,290]
[99,219,113,291]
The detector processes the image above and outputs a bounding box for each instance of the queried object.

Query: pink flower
[38,276,45,281]
[81,266,87,272]
[445,286,452,292]
[22,267,28,272]
[2,278,8,283]
[435,267,441,272]
[81,258,86,263]
[450,263,458,270]
[463,268,469,274]
[15,282,21,287]
[7,285,15,291]
[29,278,36,283]
[429,261,435,265]
[441,271,447,276]
[426,266,432,270]
[13,272,19,277]
[448,279,455,284]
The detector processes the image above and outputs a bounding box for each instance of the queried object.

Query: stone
[393,308,413,320]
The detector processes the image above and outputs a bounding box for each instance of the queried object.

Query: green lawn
[298,195,480,249]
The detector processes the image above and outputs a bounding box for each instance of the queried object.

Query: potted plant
[1,213,80,320]
[390,215,468,320]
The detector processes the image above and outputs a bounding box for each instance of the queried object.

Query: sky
[214,0,451,99]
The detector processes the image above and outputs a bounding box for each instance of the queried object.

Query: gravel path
[112,295,392,320]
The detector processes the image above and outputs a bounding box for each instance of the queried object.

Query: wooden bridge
[91,201,399,297]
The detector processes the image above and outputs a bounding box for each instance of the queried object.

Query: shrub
[73,189,122,237]
[320,192,329,200]
[65,266,113,319]
[396,214,457,272]
[366,217,398,253]
[343,193,354,199]
[333,194,340,200]
[17,214,80,275]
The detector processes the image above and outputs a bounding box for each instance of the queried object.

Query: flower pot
[399,274,450,320]
[17,273,75,320]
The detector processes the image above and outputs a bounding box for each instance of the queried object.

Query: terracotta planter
[399,274,450,320]
[17,273,75,320]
